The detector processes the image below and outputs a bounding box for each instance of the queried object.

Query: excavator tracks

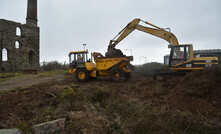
[154,72,187,81]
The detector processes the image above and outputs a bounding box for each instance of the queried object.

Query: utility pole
[83,44,86,51]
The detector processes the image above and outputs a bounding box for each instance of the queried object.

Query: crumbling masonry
[0,0,39,72]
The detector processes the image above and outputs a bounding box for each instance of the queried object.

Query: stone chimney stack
[26,0,38,26]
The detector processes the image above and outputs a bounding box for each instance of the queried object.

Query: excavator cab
[170,45,191,67]
[169,44,218,70]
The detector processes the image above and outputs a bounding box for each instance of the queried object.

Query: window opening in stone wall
[16,27,21,36]
[15,41,20,49]
[29,51,34,64]
[2,48,8,61]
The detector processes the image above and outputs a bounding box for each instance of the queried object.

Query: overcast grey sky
[1,0,221,64]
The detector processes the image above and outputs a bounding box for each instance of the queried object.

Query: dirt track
[0,74,64,91]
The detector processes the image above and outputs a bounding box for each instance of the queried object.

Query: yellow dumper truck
[69,51,132,82]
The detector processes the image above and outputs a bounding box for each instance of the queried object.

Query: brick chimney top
[26,0,38,26]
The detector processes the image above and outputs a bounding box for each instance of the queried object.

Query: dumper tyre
[110,67,125,82]
[76,68,90,82]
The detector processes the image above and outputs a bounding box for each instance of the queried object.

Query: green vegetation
[0,70,67,83]
[1,65,221,133]
[10,83,219,134]
[0,72,15,78]
[38,70,68,77]
[16,123,33,133]
[0,90,7,95]
[41,61,68,71]
[0,72,20,83]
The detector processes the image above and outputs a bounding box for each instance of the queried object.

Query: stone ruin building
[0,0,39,72]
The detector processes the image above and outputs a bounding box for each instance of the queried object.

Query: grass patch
[0,90,7,95]
[0,72,23,83]
[0,73,15,78]
[0,70,67,83]
[38,70,68,77]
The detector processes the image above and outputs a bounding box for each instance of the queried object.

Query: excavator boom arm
[110,18,179,47]
[136,25,179,45]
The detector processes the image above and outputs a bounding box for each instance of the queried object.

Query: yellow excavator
[69,18,218,81]
[106,18,218,71]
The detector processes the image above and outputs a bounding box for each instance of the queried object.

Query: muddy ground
[0,70,221,133]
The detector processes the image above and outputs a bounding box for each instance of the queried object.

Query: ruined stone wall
[0,19,39,72]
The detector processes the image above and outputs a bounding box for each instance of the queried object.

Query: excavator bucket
[105,46,125,58]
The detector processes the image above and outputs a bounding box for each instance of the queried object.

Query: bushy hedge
[136,62,168,76]
[41,61,68,71]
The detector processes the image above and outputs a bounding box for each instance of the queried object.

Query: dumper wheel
[76,68,90,82]
[110,67,125,82]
